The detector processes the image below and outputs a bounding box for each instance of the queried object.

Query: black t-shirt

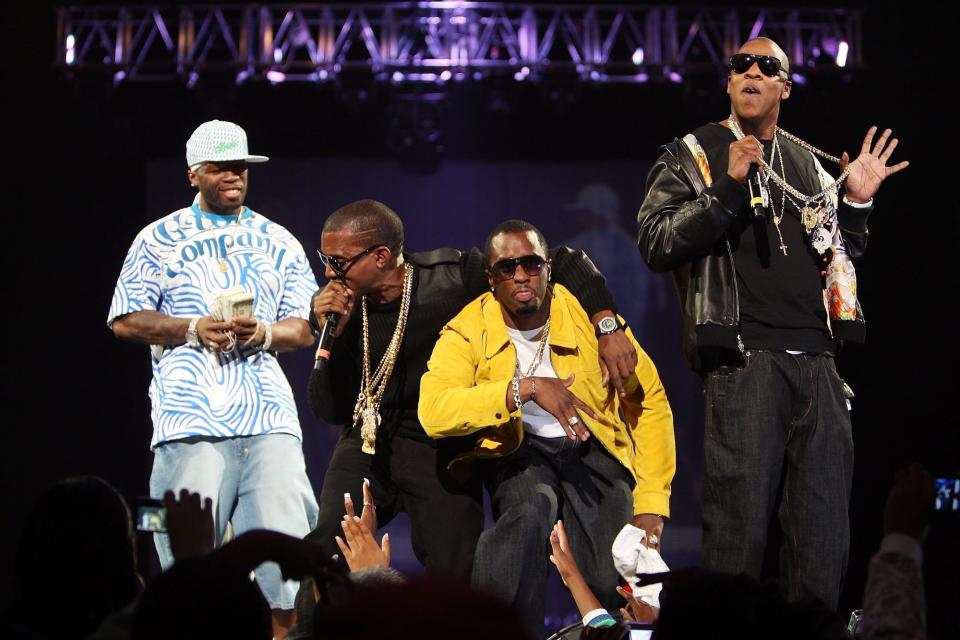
[695,123,835,354]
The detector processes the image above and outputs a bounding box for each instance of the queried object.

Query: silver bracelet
[511,376,522,411]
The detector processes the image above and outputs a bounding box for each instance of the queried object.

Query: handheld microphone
[314,313,340,369]
[747,164,768,220]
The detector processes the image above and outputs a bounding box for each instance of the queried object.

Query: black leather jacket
[637,136,871,372]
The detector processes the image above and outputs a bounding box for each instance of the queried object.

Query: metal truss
[57,3,863,85]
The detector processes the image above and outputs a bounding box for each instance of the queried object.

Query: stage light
[632,47,644,66]
[65,33,76,65]
[267,70,286,83]
[836,41,849,67]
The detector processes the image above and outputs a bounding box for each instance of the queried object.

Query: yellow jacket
[418,284,675,516]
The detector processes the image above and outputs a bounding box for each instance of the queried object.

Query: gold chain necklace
[354,263,414,455]
[514,317,551,378]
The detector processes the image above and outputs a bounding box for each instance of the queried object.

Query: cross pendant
[779,243,788,256]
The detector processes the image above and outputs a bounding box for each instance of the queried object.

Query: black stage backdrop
[4,1,957,635]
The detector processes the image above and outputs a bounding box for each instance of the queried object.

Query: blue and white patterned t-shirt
[108,204,319,448]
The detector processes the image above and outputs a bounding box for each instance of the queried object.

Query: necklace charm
[801,206,818,232]
[360,406,381,454]
[812,227,832,254]
[354,263,415,456]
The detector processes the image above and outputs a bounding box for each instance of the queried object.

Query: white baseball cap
[185,119,269,167]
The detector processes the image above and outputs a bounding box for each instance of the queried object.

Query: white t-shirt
[507,325,566,438]
[108,204,318,448]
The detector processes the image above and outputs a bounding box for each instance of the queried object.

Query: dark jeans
[291,425,483,637]
[701,350,854,608]
[474,434,634,636]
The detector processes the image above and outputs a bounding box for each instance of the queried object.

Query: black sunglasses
[728,53,787,78]
[317,244,384,279]
[488,255,547,282]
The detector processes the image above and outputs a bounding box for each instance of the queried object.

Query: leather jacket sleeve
[637,142,748,273]
[837,198,872,259]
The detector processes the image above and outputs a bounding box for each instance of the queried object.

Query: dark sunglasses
[488,255,547,282]
[316,244,384,279]
[728,53,787,78]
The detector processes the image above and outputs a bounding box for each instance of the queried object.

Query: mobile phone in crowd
[935,478,960,512]
[136,497,168,532]
[628,622,655,640]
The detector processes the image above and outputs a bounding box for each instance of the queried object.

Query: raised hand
[335,515,391,571]
[163,489,215,561]
[343,477,378,535]
[616,585,658,623]
[842,126,909,203]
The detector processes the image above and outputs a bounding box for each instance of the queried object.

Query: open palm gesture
[842,126,909,203]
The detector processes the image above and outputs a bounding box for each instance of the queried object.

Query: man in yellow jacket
[419,219,675,635]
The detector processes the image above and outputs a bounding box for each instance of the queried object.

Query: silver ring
[566,416,579,426]
[648,534,659,546]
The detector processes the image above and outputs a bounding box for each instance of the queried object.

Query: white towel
[611,524,670,607]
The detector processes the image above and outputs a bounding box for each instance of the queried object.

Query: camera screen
[629,622,654,640]
[935,478,960,512]
[136,504,168,532]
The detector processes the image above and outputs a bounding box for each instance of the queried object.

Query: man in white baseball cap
[108,120,319,637]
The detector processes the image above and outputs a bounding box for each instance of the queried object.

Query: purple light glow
[266,70,286,83]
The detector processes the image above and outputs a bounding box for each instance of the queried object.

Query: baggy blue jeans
[150,432,319,610]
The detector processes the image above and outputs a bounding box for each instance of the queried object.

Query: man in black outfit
[305,199,637,578]
[637,37,908,608]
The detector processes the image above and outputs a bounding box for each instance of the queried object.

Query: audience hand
[163,489,215,561]
[336,516,391,571]
[548,520,584,587]
[344,477,378,535]
[616,585,658,623]
[548,520,604,618]
[883,463,935,539]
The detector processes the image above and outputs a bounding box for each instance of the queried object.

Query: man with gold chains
[637,37,908,609]
[300,199,638,587]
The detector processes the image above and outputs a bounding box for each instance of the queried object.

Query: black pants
[474,434,634,637]
[701,350,854,609]
[307,424,483,573]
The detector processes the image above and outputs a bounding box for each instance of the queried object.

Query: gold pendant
[360,406,380,455]
[218,261,229,273]
[800,206,818,232]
